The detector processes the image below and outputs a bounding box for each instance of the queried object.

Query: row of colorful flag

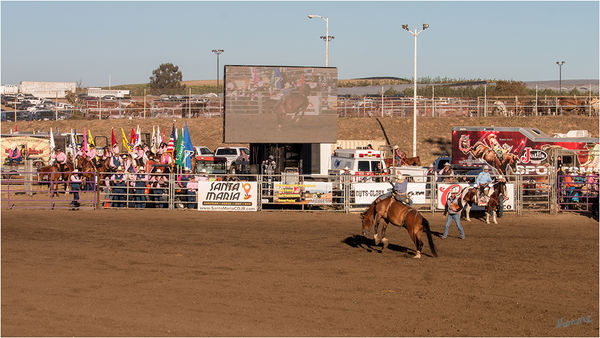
[50,123,195,170]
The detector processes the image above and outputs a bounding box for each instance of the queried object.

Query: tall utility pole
[402,23,429,157]
[212,49,224,92]
[556,61,565,93]
[308,14,334,67]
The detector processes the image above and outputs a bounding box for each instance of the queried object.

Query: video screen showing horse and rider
[223,65,338,143]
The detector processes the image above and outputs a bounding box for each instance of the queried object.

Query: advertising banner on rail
[436,183,515,211]
[197,181,258,211]
[353,182,427,205]
[273,182,333,204]
[1,136,50,163]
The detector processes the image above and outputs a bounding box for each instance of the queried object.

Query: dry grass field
[2,116,597,165]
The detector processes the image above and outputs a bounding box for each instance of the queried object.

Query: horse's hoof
[413,251,421,259]
[374,234,380,245]
[382,238,389,248]
[466,218,471,222]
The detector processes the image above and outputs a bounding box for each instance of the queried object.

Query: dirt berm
[2,116,597,165]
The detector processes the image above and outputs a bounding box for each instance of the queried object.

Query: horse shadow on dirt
[342,235,435,258]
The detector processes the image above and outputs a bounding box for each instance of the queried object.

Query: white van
[330,148,387,174]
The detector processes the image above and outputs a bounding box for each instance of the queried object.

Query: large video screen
[224,65,338,143]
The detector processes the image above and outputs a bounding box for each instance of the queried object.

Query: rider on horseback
[475,165,493,204]
[377,174,412,206]
[52,148,67,172]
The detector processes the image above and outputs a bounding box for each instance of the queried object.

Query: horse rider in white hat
[475,165,494,203]
[376,174,412,206]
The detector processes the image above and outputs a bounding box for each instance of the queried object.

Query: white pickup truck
[214,146,250,173]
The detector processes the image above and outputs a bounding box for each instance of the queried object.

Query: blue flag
[183,122,194,170]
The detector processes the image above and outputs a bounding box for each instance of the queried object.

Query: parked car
[194,146,213,156]
[214,146,250,173]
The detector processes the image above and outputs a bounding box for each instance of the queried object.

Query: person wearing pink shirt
[160,152,172,165]
[7,143,22,166]
[52,148,67,172]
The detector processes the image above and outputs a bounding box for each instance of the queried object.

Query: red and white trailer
[452,126,599,175]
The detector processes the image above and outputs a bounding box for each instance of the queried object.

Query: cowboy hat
[397,174,405,180]
[483,165,490,170]
[117,166,123,170]
[73,168,79,172]
[200,169,207,174]
[393,145,399,150]
[444,162,451,167]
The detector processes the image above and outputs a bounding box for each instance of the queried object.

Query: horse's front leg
[464,203,472,222]
[381,222,390,249]
[373,214,383,245]
[485,208,490,224]
[492,210,498,224]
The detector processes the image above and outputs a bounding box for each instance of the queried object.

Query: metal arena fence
[2,94,598,121]
[2,169,597,214]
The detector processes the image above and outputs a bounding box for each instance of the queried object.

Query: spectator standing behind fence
[239,150,250,174]
[177,168,192,208]
[132,166,148,208]
[150,168,168,208]
[111,167,126,208]
[438,162,455,182]
[7,143,22,166]
[70,169,82,209]
[442,190,465,239]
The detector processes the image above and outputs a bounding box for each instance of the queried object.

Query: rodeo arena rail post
[2,164,597,215]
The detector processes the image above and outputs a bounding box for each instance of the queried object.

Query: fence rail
[2,94,598,121]
[3,169,597,214]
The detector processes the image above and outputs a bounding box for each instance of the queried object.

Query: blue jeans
[71,183,80,204]
[443,213,465,238]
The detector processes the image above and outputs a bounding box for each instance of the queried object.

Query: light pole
[402,23,429,157]
[308,14,334,67]
[212,49,224,92]
[556,61,565,93]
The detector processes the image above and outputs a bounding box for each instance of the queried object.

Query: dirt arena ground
[1,210,598,336]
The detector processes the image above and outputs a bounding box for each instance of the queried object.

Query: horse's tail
[421,216,438,257]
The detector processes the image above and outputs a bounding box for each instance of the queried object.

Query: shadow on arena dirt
[341,234,437,258]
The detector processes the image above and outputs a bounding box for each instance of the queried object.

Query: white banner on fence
[197,181,257,211]
[353,182,427,205]
[436,183,515,211]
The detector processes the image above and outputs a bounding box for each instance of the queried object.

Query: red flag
[130,128,135,145]
[161,128,166,144]
[14,124,17,132]
[111,128,116,147]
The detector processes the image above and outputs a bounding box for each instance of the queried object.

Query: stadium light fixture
[308,14,334,67]
[402,24,429,157]
[556,61,565,93]
[212,49,224,93]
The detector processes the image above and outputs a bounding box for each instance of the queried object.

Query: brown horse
[360,197,437,258]
[37,162,74,196]
[460,180,506,224]
[75,155,97,189]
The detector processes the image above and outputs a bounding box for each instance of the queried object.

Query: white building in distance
[1,84,19,95]
[19,81,76,98]
[87,88,130,98]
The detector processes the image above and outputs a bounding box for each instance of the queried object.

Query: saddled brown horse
[461,180,506,224]
[361,197,437,258]
[37,162,74,196]
[75,155,98,189]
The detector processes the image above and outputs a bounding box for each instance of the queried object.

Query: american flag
[166,124,176,153]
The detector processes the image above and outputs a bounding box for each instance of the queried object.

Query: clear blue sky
[2,1,598,87]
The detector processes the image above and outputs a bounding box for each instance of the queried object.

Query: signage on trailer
[452,127,599,175]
